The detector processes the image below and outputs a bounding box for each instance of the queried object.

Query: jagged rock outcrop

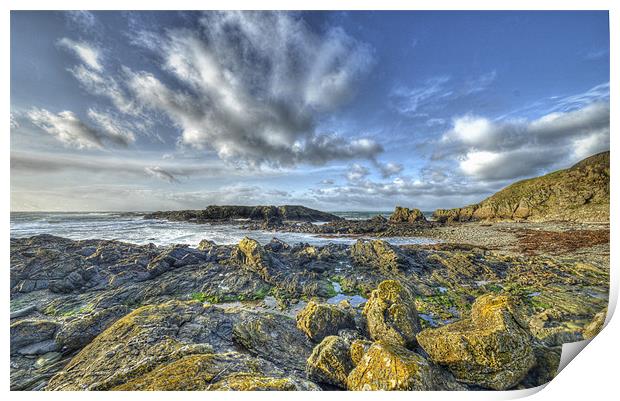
[296,301,356,342]
[306,335,354,388]
[389,206,427,223]
[363,280,421,347]
[144,205,342,224]
[350,239,409,273]
[433,151,610,223]
[416,294,536,390]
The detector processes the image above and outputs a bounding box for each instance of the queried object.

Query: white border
[3,1,617,400]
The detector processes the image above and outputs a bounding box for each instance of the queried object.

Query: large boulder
[346,341,461,391]
[306,335,354,388]
[416,294,535,390]
[389,206,427,223]
[296,301,356,342]
[362,280,421,347]
[350,239,409,273]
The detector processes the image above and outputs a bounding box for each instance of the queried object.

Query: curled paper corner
[555,296,616,377]
[557,339,591,374]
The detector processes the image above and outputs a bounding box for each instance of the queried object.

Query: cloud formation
[144,166,179,183]
[118,11,379,167]
[65,11,97,32]
[440,101,609,181]
[11,151,229,183]
[391,71,497,117]
[346,163,370,182]
[376,161,404,178]
[58,38,103,71]
[27,108,135,149]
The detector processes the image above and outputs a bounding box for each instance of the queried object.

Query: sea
[10,211,437,247]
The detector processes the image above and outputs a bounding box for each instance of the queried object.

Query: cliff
[433,151,609,223]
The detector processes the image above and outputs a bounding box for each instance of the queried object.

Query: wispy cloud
[390,71,497,118]
[26,108,135,149]
[65,11,97,32]
[67,11,380,168]
[58,37,103,72]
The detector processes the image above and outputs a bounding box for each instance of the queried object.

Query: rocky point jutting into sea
[10,152,610,391]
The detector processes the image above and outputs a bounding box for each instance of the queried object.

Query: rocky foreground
[10,221,609,391]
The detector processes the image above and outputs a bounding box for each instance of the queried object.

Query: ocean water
[10,211,438,247]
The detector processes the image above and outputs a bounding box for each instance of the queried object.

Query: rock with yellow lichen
[346,341,463,391]
[389,206,427,223]
[306,336,354,388]
[349,339,373,366]
[296,301,356,342]
[362,280,421,347]
[583,307,607,340]
[416,294,536,390]
[232,237,274,279]
[113,353,319,391]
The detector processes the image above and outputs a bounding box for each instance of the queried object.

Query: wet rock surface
[10,222,608,390]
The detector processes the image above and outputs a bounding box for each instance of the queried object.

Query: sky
[10,11,610,212]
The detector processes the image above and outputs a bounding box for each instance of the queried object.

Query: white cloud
[444,115,497,147]
[440,102,609,181]
[346,163,370,182]
[87,109,136,146]
[58,38,102,72]
[391,71,496,117]
[120,11,377,167]
[391,76,451,115]
[70,65,138,115]
[376,161,404,178]
[27,109,105,149]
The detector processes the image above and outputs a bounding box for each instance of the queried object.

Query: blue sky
[10,11,610,211]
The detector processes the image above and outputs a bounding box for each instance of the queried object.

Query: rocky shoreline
[10,218,609,391]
